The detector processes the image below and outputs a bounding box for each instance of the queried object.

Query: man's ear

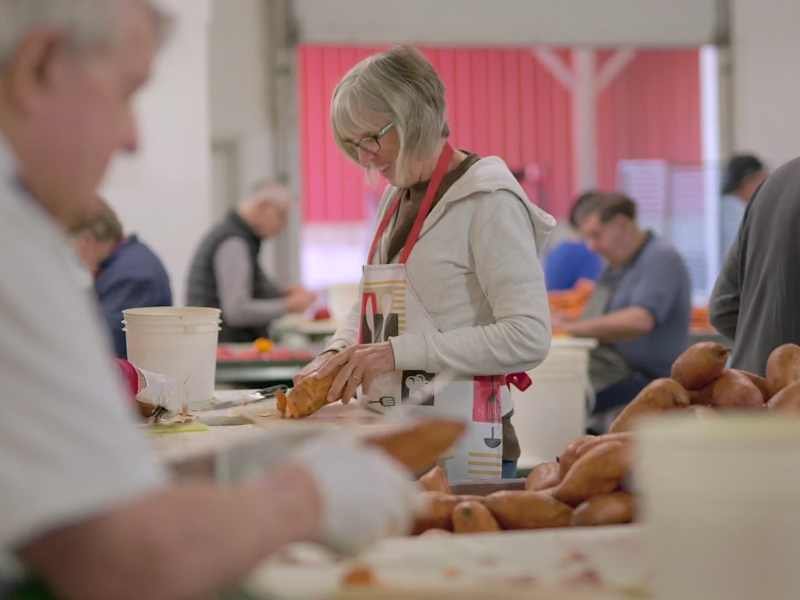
[4,29,65,114]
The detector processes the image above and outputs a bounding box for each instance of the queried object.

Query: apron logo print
[402,371,435,406]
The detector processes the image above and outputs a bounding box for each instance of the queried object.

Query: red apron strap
[366,143,454,265]
[399,144,453,264]
[366,193,402,264]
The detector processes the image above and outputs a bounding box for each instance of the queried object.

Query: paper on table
[148,422,209,435]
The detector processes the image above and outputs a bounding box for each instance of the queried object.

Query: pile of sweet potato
[412,342,800,535]
[414,432,634,534]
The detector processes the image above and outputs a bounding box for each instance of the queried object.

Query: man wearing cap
[719,154,767,262]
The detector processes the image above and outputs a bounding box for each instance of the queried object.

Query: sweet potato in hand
[277,369,338,418]
[526,462,562,491]
[571,492,635,527]
[671,342,730,390]
[419,465,451,494]
[767,343,800,396]
[483,491,572,530]
[553,441,631,506]
[452,501,501,533]
[691,369,764,409]
[608,378,690,433]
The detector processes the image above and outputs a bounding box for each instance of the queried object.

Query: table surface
[244,525,644,599]
[148,391,403,478]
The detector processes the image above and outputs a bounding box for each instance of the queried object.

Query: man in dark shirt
[185,181,316,342]
[711,158,800,374]
[73,200,172,357]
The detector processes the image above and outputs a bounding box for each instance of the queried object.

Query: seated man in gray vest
[186,181,316,342]
[554,192,691,430]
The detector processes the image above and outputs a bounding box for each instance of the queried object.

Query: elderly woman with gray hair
[296,46,555,479]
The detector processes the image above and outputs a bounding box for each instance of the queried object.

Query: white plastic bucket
[123,307,221,411]
[637,414,800,600]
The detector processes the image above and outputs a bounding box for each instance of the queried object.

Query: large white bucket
[123,307,221,411]
[638,415,800,600]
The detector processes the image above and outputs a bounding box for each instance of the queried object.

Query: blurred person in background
[294,46,555,479]
[556,192,691,431]
[711,157,800,374]
[720,153,767,261]
[186,180,317,342]
[0,2,417,598]
[543,190,604,291]
[72,198,172,358]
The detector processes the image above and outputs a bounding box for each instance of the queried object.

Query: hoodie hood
[418,155,556,254]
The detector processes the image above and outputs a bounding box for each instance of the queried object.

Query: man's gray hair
[331,46,449,187]
[0,0,172,68]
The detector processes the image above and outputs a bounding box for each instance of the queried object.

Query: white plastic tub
[637,414,800,600]
[123,307,221,410]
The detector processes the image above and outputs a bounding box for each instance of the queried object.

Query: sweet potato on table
[768,380,800,414]
[571,492,635,527]
[572,433,633,457]
[767,343,800,396]
[670,342,730,390]
[413,492,461,533]
[452,501,501,533]
[608,378,690,433]
[419,464,451,494]
[733,370,774,401]
[691,369,764,410]
[557,435,596,479]
[526,461,562,492]
[553,441,631,507]
[483,490,572,530]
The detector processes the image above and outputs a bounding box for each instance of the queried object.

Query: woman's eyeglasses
[343,121,394,155]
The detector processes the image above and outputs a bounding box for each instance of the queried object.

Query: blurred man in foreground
[0,2,417,598]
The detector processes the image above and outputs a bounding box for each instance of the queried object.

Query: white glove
[136,368,182,413]
[294,435,419,555]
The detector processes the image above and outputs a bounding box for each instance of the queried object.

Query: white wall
[209,0,270,140]
[208,0,301,287]
[293,0,719,46]
[102,0,211,305]
[732,0,800,169]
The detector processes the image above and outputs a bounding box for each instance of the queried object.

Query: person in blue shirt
[73,200,173,358]
[556,192,691,432]
[544,191,603,290]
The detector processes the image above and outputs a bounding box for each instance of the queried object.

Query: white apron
[358,144,528,481]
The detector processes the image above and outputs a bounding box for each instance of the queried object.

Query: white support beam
[572,49,597,192]
[700,45,722,300]
[596,49,637,93]
[533,47,575,91]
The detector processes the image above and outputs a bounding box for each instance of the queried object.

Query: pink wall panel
[298,45,575,222]
[299,46,701,222]
[596,49,702,190]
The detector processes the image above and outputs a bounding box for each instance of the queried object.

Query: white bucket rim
[122,306,221,322]
[123,327,220,333]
